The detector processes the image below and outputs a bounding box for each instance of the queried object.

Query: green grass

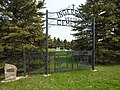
[0,65,120,90]
[48,48,71,52]
[48,48,56,52]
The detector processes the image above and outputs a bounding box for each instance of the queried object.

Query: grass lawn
[0,65,120,90]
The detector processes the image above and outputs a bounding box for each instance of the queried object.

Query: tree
[53,37,57,48]
[48,35,53,48]
[56,38,61,47]
[0,0,45,59]
[97,0,120,63]
[72,1,93,51]
[63,39,67,49]
[72,0,120,64]
[70,40,76,49]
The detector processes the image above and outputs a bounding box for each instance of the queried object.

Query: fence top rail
[49,51,92,56]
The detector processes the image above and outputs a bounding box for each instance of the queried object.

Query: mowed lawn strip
[0,65,120,90]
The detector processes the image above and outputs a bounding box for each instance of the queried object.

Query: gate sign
[48,4,83,27]
[56,8,79,18]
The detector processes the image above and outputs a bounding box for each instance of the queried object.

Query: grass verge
[0,65,120,90]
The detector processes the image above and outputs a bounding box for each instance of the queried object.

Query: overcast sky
[45,0,86,41]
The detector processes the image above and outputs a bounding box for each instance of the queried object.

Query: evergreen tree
[56,38,61,47]
[72,1,93,51]
[48,35,53,48]
[70,40,76,49]
[98,0,120,63]
[73,0,120,64]
[63,39,67,49]
[53,37,57,48]
[0,0,45,59]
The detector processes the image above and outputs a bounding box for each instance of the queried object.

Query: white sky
[45,0,86,41]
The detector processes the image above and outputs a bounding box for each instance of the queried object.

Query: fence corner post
[23,50,27,77]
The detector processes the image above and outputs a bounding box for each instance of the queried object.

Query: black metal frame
[45,5,96,75]
[23,4,96,76]
[49,51,92,72]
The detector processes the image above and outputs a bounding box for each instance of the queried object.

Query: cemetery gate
[23,50,92,76]
[23,4,96,76]
[49,51,92,72]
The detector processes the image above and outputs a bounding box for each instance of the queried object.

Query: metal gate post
[45,10,49,75]
[23,50,26,77]
[92,17,96,70]
[72,51,74,70]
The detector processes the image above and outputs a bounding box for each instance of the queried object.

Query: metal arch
[45,4,96,75]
